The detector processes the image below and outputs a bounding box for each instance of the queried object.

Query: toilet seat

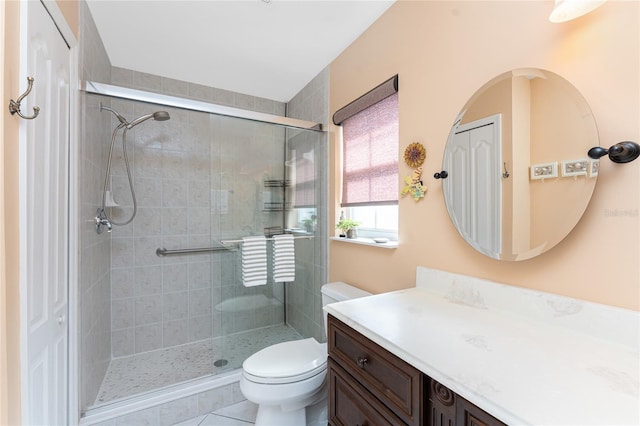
[243,338,327,384]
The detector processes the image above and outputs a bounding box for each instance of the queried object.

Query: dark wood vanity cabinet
[327,315,506,426]
[327,314,424,425]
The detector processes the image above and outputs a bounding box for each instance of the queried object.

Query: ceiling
[86,0,395,103]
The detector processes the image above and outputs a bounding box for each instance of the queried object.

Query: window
[347,205,398,240]
[334,76,399,240]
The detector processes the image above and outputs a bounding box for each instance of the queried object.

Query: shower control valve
[95,208,112,234]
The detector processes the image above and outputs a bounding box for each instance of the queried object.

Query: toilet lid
[243,338,327,384]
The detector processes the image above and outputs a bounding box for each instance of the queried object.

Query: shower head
[153,111,170,121]
[127,110,171,128]
[100,103,170,129]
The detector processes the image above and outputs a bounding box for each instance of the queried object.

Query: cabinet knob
[357,356,368,369]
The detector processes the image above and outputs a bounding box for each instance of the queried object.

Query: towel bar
[155,246,230,257]
[220,235,314,244]
[156,235,314,256]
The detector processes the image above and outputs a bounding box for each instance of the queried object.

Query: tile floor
[173,400,258,426]
[92,324,303,407]
[173,397,328,426]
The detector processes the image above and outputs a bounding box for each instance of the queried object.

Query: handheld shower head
[98,104,171,233]
[153,111,170,121]
[127,110,171,128]
[100,103,171,128]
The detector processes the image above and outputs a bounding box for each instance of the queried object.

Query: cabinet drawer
[328,358,402,426]
[328,315,422,425]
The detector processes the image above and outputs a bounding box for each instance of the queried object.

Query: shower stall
[78,76,328,420]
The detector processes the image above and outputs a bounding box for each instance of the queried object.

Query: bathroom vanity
[324,267,640,425]
[327,314,506,426]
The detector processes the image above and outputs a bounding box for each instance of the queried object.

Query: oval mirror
[442,68,599,261]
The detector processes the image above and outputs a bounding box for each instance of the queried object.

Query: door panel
[21,1,70,424]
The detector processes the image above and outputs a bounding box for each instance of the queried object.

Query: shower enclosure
[78,80,327,416]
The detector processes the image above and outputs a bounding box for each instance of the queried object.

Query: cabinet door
[328,315,423,425]
[328,359,403,426]
[457,397,507,426]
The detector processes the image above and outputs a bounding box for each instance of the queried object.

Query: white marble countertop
[324,267,640,426]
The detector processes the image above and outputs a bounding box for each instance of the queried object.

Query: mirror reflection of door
[445,115,501,258]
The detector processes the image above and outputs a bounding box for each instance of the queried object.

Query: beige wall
[1,1,78,424]
[329,1,640,311]
[2,1,23,422]
[56,0,79,39]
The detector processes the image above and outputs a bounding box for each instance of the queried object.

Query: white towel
[242,236,267,287]
[273,234,295,282]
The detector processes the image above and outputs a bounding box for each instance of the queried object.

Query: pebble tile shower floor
[93,324,303,406]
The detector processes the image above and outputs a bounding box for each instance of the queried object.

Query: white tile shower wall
[284,68,329,342]
[108,68,290,357]
[79,1,114,410]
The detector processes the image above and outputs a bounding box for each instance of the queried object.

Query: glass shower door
[211,115,298,373]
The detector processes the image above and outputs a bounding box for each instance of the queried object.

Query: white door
[444,115,501,258]
[19,1,70,424]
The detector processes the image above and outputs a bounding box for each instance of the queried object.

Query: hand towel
[242,236,267,287]
[273,234,295,283]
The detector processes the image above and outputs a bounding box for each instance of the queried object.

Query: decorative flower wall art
[401,142,427,201]
[404,142,426,168]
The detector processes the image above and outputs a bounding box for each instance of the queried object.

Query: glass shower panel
[211,114,302,373]
[283,127,327,343]
[81,93,324,415]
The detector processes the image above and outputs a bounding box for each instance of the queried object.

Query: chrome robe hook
[9,76,40,120]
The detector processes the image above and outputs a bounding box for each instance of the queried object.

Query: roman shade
[336,76,399,207]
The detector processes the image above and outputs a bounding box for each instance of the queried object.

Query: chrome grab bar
[156,235,314,257]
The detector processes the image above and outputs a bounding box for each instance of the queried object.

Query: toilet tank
[321,282,371,336]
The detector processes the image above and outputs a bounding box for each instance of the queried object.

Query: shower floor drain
[214,359,228,367]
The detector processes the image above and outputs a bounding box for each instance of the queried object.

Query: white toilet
[239,282,371,426]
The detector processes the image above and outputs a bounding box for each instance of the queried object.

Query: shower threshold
[90,323,303,409]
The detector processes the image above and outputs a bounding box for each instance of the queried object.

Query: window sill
[330,236,398,249]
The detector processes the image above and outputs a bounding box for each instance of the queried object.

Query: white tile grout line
[203,413,254,425]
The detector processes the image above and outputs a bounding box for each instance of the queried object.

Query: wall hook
[9,76,40,120]
[502,162,510,178]
[434,170,448,179]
